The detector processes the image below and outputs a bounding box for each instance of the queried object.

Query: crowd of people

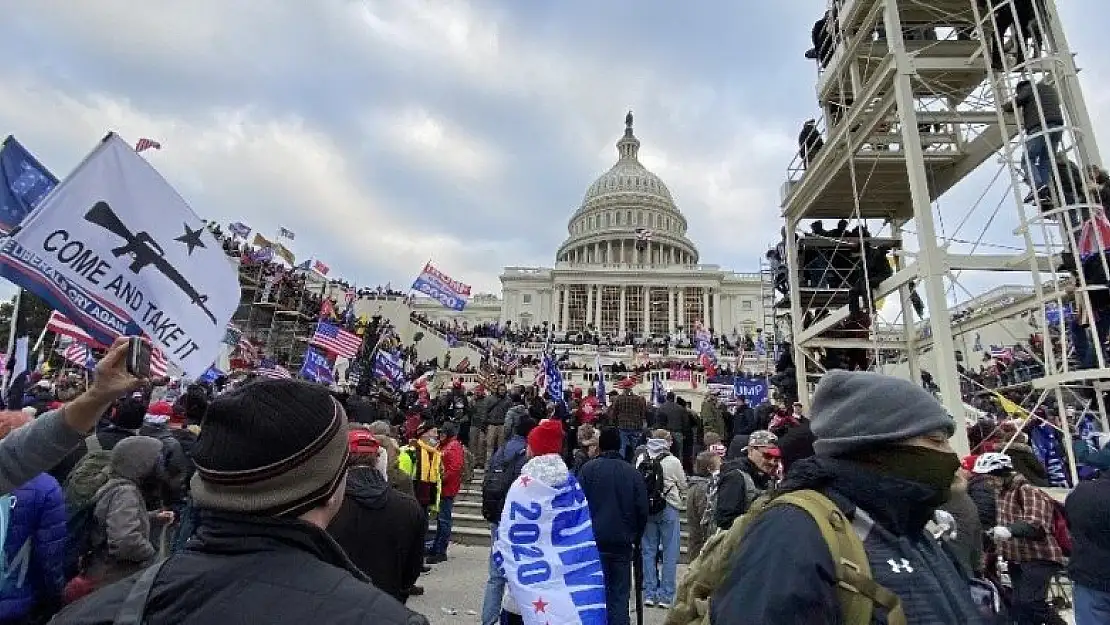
[0,326,1104,625]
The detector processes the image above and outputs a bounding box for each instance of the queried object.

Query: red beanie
[527,419,564,456]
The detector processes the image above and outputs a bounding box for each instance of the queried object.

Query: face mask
[849,446,961,505]
[424,437,439,447]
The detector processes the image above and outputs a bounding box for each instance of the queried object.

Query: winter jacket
[50,426,136,485]
[939,488,983,577]
[658,401,690,433]
[0,409,88,495]
[1004,80,1064,131]
[86,478,157,586]
[0,473,67,620]
[439,438,465,498]
[1065,473,1110,592]
[966,473,998,529]
[486,395,512,427]
[1005,443,1050,487]
[711,457,986,625]
[51,511,428,625]
[503,405,528,435]
[715,456,772,530]
[685,475,710,559]
[729,407,758,440]
[577,451,649,556]
[699,399,724,439]
[327,467,425,603]
[471,395,495,427]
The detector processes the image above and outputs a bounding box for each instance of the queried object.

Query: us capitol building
[412,113,767,340]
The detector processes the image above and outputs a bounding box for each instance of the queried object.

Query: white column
[678,287,686,331]
[595,286,604,329]
[607,240,613,264]
[647,241,653,265]
[619,286,627,335]
[585,284,594,328]
[642,286,650,336]
[712,291,721,330]
[703,289,711,328]
[668,287,676,333]
[560,285,570,331]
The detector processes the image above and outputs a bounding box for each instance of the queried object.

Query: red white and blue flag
[310,322,361,359]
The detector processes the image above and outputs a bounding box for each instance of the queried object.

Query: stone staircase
[435,468,697,563]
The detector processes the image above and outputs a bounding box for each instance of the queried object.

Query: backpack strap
[113,558,171,625]
[773,491,907,625]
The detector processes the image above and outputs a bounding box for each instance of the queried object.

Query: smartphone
[126,336,153,378]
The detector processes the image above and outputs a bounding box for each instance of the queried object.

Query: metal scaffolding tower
[780,0,1109,459]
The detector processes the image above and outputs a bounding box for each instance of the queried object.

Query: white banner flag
[493,470,607,625]
[0,133,239,375]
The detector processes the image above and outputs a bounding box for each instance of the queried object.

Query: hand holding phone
[126,337,153,379]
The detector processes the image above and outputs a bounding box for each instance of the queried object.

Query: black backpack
[481,448,527,523]
[639,453,669,515]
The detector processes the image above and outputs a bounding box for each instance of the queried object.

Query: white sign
[0,134,239,376]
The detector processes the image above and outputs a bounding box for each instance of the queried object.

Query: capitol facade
[413,114,766,339]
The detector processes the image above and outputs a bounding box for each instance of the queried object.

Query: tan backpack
[666,489,907,625]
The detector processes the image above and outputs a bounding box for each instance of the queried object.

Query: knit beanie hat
[527,419,563,456]
[810,370,956,457]
[598,427,621,452]
[189,378,350,518]
[111,436,164,481]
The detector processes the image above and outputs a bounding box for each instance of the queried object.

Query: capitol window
[523,294,532,304]
[742,300,753,310]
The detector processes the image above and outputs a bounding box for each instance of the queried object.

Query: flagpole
[30,317,50,354]
[1,289,21,392]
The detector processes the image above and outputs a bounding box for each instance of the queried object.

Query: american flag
[45,311,100,346]
[635,228,653,242]
[278,227,295,240]
[149,346,169,378]
[990,346,1014,362]
[454,357,471,373]
[310,322,361,359]
[134,138,162,153]
[312,260,329,275]
[61,343,94,370]
[256,363,292,379]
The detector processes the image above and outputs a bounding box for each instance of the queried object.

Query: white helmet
[972,452,1013,475]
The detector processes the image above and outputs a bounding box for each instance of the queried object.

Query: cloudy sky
[0,0,1108,308]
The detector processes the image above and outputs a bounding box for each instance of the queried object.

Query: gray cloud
[0,0,1105,311]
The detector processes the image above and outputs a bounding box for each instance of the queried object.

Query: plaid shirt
[609,392,648,430]
[996,474,1067,565]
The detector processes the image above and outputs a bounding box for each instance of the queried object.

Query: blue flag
[300,347,335,384]
[0,136,57,233]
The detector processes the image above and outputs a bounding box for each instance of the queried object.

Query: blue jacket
[578,451,649,556]
[490,435,527,471]
[0,473,67,619]
[712,457,984,625]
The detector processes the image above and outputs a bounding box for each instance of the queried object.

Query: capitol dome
[557,112,699,266]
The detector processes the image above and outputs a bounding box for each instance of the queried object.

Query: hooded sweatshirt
[327,466,425,603]
[637,438,687,510]
[88,436,163,585]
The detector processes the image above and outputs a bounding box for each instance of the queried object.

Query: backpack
[63,435,114,576]
[668,489,907,625]
[481,448,527,524]
[638,453,670,515]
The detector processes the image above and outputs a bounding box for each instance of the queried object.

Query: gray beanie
[810,370,955,457]
[111,436,164,480]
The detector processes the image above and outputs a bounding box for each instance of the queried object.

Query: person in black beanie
[52,378,429,625]
[776,422,816,475]
[578,427,649,625]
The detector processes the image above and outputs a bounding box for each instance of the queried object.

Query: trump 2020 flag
[0,133,240,376]
[493,467,606,625]
[411,262,471,311]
